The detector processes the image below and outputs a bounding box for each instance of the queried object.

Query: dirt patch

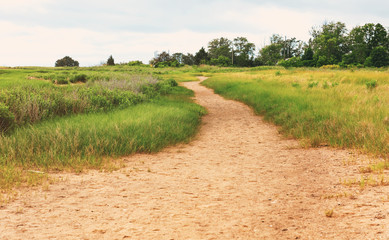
[0,77,388,239]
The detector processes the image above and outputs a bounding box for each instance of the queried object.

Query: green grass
[1,68,179,133]
[202,68,389,157]
[0,86,205,190]
[0,66,206,191]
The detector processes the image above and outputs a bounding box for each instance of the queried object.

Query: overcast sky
[1,0,388,66]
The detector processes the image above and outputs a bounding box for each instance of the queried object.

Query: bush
[278,57,303,68]
[210,56,231,67]
[320,65,340,69]
[128,61,144,66]
[54,75,69,85]
[366,80,378,90]
[308,81,319,88]
[316,56,328,67]
[72,74,88,83]
[0,103,15,133]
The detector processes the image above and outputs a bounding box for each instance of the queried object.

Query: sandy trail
[1,77,388,239]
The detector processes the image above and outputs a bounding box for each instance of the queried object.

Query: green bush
[366,80,378,90]
[308,81,319,88]
[0,103,15,133]
[72,74,88,83]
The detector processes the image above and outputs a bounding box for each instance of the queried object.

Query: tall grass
[0,73,176,133]
[202,68,389,157]
[0,86,206,190]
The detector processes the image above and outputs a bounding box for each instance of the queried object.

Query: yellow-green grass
[202,68,389,157]
[0,86,206,191]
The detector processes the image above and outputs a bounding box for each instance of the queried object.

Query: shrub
[366,80,378,90]
[278,57,303,68]
[308,81,319,88]
[55,75,69,85]
[128,61,144,66]
[320,64,340,69]
[0,102,15,133]
[72,74,88,83]
[166,78,178,87]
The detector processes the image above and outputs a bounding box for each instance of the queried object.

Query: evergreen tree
[107,55,115,66]
[194,47,209,65]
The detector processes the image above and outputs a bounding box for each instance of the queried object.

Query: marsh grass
[0,86,205,191]
[202,68,389,157]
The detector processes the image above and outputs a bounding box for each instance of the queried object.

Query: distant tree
[172,53,184,64]
[149,51,179,67]
[301,47,315,66]
[302,47,314,61]
[370,46,389,67]
[107,55,115,66]
[208,37,232,60]
[346,23,389,65]
[258,44,282,65]
[281,37,303,59]
[257,34,283,65]
[55,56,79,67]
[310,21,348,65]
[182,53,195,65]
[233,37,256,67]
[194,47,209,65]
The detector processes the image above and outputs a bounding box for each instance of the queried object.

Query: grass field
[1,65,388,192]
[0,66,206,191]
[202,67,389,157]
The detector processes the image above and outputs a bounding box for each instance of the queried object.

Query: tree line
[150,21,389,68]
[55,21,388,68]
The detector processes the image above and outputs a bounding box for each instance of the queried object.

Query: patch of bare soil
[0,77,388,239]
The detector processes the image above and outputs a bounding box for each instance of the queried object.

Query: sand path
[0,77,388,239]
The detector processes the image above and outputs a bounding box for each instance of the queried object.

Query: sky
[1,0,388,67]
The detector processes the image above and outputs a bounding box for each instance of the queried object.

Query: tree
[107,55,115,66]
[55,56,79,67]
[310,21,348,65]
[172,53,184,64]
[149,51,179,67]
[233,37,256,67]
[194,47,209,65]
[302,47,314,61]
[258,43,283,65]
[281,37,303,59]
[301,47,315,67]
[346,23,389,65]
[182,53,195,65]
[208,37,232,61]
[370,46,389,67]
[257,34,283,65]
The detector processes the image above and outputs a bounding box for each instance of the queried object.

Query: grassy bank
[0,86,205,190]
[0,66,206,192]
[202,68,389,157]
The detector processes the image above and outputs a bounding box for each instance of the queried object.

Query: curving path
[0,77,388,239]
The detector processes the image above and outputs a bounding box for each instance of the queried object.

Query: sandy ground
[0,77,388,239]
